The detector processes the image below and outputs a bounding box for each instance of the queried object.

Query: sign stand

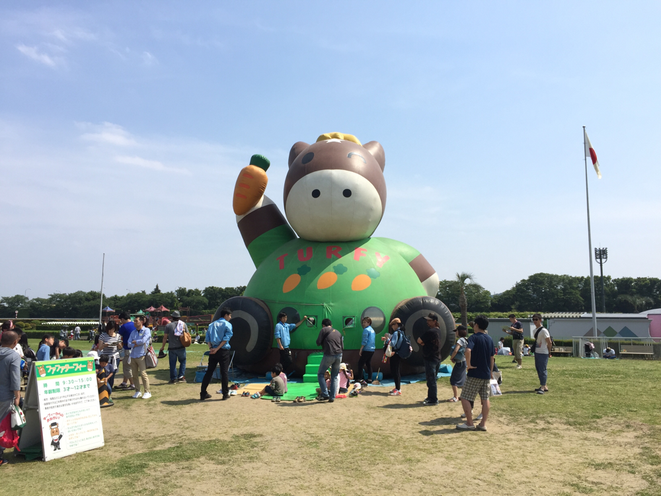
[19,358,104,461]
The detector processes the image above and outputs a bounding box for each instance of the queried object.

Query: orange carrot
[317,272,338,290]
[233,154,270,215]
[283,274,301,293]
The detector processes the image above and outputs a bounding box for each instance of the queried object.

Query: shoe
[241,391,250,397]
[132,392,142,399]
[128,385,136,390]
[456,423,476,430]
[272,397,281,403]
[0,459,9,466]
[423,399,439,406]
[230,384,239,390]
[142,392,152,399]
[251,393,261,399]
[200,392,211,401]
[389,388,397,394]
[116,383,129,389]
[516,365,522,369]
[229,390,238,396]
[389,390,402,396]
[447,397,458,402]
[537,389,545,394]
[177,377,186,383]
[328,398,334,403]
[216,389,224,394]
[511,359,517,363]
[315,395,330,402]
[222,395,230,400]
[476,424,487,431]
[168,380,177,384]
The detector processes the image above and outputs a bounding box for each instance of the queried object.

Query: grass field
[3,347,661,496]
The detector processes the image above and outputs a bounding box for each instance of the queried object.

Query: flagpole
[98,253,105,329]
[583,126,598,338]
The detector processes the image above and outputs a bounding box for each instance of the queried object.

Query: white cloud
[78,122,137,147]
[50,27,96,44]
[16,43,58,67]
[115,155,190,175]
[142,51,156,66]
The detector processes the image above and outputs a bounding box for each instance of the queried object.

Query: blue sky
[1,1,660,300]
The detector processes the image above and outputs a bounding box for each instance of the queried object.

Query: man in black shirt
[417,313,442,405]
[315,319,343,403]
[505,314,524,369]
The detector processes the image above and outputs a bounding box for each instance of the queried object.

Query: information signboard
[19,357,104,461]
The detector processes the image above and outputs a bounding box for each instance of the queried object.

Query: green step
[303,373,318,383]
[303,352,324,382]
[306,352,323,365]
[305,363,320,375]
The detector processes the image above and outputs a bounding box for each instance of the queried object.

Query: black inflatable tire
[213,297,273,367]
[390,296,455,367]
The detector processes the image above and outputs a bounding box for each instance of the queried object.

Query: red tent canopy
[156,305,169,312]
[145,306,156,312]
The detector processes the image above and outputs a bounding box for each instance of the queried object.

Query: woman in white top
[532,314,552,394]
[98,320,122,388]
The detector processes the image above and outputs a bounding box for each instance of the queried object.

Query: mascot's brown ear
[288,142,309,168]
[363,141,385,171]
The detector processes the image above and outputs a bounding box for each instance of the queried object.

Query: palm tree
[456,272,474,327]
[617,294,653,313]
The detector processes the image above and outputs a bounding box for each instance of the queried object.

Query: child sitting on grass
[315,369,331,397]
[338,363,353,394]
[97,355,114,408]
[252,363,286,402]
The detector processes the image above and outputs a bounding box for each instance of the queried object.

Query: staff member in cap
[417,313,443,406]
[160,311,188,384]
[200,308,233,401]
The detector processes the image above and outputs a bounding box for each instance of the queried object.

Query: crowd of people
[0,309,565,464]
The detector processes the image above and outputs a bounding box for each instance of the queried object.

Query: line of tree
[437,273,661,325]
[0,284,246,319]
[2,273,659,320]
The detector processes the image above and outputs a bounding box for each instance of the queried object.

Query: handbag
[0,413,19,449]
[145,346,158,369]
[10,404,26,430]
[179,329,192,348]
[489,379,502,396]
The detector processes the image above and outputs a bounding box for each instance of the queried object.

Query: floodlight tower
[595,247,608,313]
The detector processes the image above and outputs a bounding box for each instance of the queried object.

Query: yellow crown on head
[316,132,362,146]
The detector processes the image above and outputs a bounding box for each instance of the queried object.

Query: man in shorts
[457,315,494,431]
[505,313,524,368]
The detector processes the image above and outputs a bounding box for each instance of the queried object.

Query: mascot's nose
[312,189,320,198]
[343,189,352,198]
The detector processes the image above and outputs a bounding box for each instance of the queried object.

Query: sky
[1,1,660,300]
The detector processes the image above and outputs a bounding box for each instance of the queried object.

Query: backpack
[394,330,412,360]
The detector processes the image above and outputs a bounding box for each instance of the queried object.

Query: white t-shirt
[535,327,551,354]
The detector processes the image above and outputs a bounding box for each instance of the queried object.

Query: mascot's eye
[312,189,321,198]
[343,189,352,198]
[348,152,366,164]
[302,152,314,164]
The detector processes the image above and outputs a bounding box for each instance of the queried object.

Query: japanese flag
[584,130,602,179]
